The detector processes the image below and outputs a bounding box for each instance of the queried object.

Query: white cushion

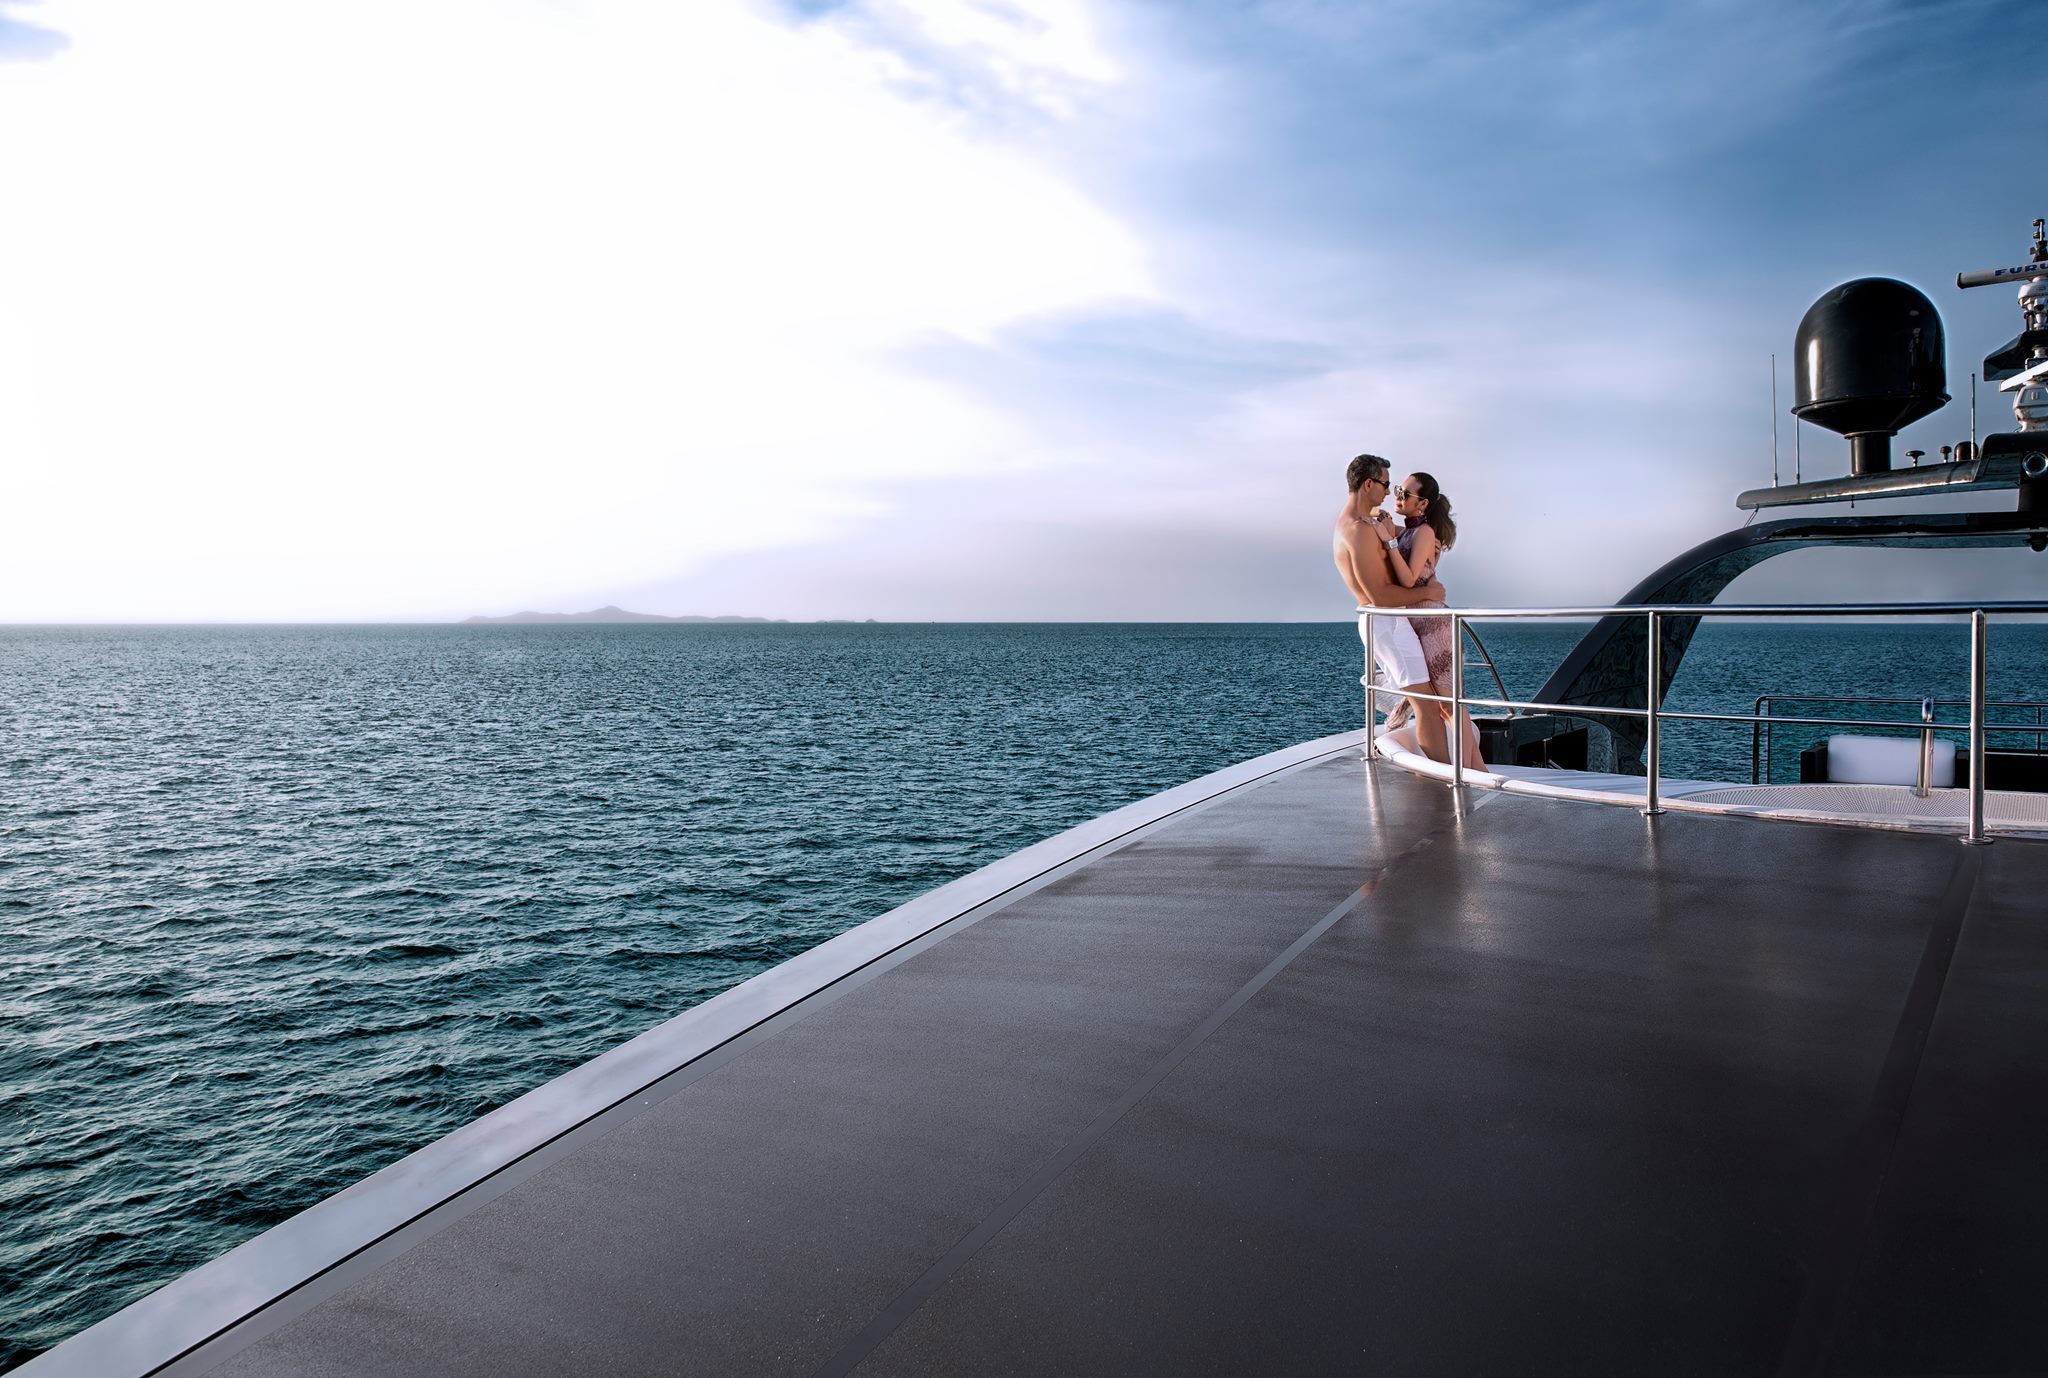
[1826,734,1955,788]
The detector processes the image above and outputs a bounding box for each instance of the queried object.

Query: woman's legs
[1441,704,1483,769]
[1412,613,1472,766]
[1403,683,1449,762]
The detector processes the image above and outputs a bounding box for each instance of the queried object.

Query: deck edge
[21,729,1370,1378]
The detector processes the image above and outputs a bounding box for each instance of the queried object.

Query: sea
[5,619,2047,1369]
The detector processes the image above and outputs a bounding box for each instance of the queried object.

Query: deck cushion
[1827,734,1956,788]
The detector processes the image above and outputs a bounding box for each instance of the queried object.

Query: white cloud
[0,0,1152,619]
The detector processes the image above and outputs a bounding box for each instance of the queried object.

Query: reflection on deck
[35,735,2048,1377]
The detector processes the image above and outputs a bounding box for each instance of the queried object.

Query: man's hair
[1346,454,1389,494]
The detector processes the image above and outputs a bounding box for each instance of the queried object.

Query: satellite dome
[1792,278,1948,474]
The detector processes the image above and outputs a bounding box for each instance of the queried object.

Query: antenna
[1971,371,1978,455]
[1954,218,2048,288]
[1794,415,1802,484]
[1770,354,1779,486]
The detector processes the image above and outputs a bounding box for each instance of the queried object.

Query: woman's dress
[1399,525,1459,709]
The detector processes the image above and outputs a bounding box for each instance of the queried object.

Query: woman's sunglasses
[1392,486,1421,502]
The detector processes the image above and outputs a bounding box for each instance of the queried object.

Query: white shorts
[1359,611,1431,694]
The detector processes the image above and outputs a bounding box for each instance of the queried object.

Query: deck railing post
[1643,610,1665,816]
[1362,609,1375,734]
[1450,613,1465,790]
[1915,697,1935,799]
[1965,610,1990,845]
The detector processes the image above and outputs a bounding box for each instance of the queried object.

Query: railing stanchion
[1966,610,1990,845]
[1915,697,1935,799]
[1362,609,1376,741]
[1643,610,1665,816]
[1450,614,1465,791]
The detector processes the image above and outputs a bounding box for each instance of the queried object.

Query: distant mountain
[460,606,780,625]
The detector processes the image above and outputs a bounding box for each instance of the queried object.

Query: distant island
[460,606,783,625]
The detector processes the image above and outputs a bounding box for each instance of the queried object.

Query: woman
[1374,471,1482,767]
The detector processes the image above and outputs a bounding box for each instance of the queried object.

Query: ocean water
[4,620,2045,1368]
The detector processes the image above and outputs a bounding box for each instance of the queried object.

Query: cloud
[711,0,2048,618]
[896,304,1338,442]
[0,1,66,61]
[620,476,1339,621]
[776,0,1124,128]
[0,0,1151,619]
[622,258,1757,621]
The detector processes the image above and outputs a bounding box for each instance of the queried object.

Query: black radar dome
[1792,277,1947,475]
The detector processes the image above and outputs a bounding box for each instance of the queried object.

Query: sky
[1,0,2045,621]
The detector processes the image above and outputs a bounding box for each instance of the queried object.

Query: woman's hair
[1405,471,1457,550]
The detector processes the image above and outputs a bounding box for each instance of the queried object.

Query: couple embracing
[1331,453,1481,767]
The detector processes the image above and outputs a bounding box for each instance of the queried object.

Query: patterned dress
[1376,518,1458,728]
[1397,524,1459,710]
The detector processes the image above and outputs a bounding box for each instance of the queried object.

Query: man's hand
[1422,579,1445,601]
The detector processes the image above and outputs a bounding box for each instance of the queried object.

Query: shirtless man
[1332,453,1450,763]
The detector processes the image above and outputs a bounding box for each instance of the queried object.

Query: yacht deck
[40,732,2048,1377]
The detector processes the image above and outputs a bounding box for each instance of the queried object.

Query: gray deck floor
[168,751,2048,1377]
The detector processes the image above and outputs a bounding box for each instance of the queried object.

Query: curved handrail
[1352,620,1510,713]
[1355,600,2048,844]
[1461,622,1511,705]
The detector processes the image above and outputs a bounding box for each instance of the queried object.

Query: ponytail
[1408,471,1457,550]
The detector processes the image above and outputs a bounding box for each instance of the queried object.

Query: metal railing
[1460,623,1511,705]
[1357,600,2048,845]
[1751,693,2048,786]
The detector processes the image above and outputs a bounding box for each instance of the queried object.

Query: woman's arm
[1397,527,1439,588]
[1384,523,1435,588]
[1383,534,1417,587]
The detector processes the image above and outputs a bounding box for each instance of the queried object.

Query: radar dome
[1792,278,1947,475]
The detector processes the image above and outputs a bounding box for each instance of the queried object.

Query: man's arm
[1371,576,1447,608]
[1349,532,1444,606]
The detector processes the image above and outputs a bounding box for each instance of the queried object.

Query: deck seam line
[1773,846,1983,1377]
[810,805,1475,1378]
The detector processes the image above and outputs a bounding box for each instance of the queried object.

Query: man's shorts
[1359,611,1431,695]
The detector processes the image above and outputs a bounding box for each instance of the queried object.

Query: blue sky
[1,0,2043,620]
